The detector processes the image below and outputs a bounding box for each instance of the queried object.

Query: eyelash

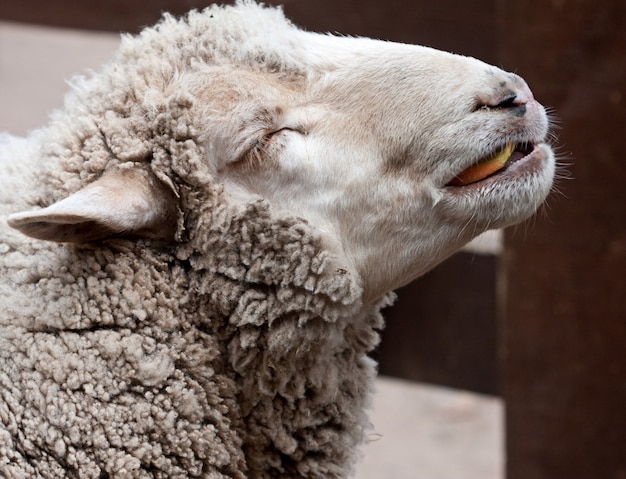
[248,131,277,156]
[246,131,276,165]
[241,127,297,168]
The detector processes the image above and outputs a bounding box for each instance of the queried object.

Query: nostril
[495,93,519,108]
[476,91,528,117]
[496,93,527,117]
[475,78,535,114]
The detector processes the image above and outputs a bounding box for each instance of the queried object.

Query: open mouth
[447,142,535,187]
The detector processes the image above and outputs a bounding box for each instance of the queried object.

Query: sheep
[0,1,555,478]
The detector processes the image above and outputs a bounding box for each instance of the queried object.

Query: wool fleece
[0,3,389,478]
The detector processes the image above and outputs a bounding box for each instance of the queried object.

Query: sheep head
[7,2,555,302]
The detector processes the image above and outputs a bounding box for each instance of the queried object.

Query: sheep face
[202,40,555,300]
[7,4,555,302]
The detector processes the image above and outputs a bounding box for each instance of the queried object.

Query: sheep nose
[510,82,534,106]
[485,77,535,117]
[497,84,533,106]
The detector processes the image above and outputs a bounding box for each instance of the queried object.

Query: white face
[203,35,555,300]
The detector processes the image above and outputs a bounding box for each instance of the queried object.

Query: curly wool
[0,203,386,478]
[0,4,394,477]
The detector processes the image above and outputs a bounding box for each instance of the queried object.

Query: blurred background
[1,1,624,478]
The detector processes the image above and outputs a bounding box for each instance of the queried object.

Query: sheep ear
[7,168,179,243]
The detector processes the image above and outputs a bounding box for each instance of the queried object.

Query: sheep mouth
[446,142,535,187]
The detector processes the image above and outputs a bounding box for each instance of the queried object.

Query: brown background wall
[498,2,626,478]
[2,1,625,478]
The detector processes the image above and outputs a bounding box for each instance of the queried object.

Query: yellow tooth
[482,142,515,166]
[449,142,515,186]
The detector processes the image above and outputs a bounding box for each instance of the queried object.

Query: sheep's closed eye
[240,127,300,169]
